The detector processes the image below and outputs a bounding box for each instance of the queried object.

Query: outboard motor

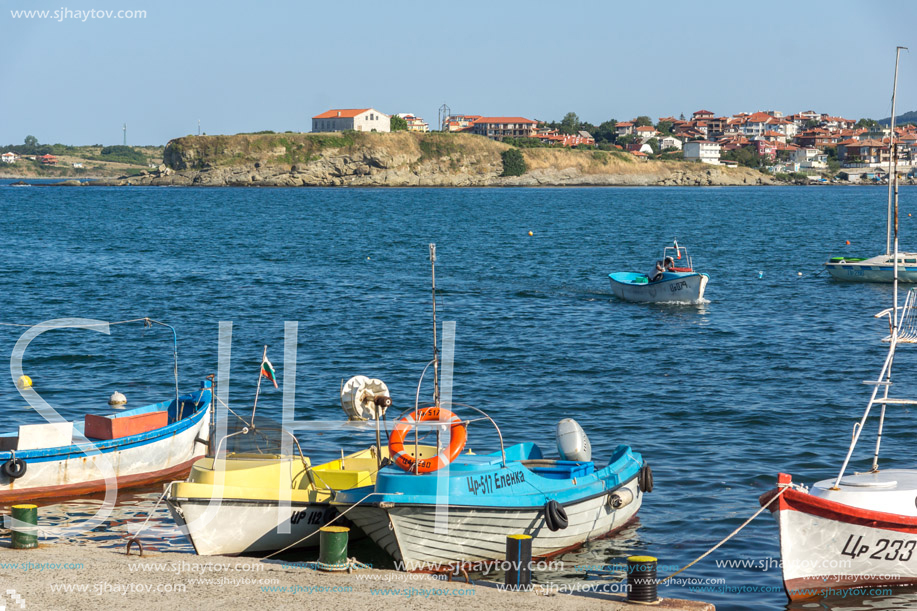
[556,418,591,462]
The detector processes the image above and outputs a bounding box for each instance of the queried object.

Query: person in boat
[649,260,665,282]
[664,257,675,272]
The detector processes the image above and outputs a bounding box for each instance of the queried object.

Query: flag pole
[251,345,267,426]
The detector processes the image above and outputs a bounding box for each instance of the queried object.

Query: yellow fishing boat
[166,443,434,556]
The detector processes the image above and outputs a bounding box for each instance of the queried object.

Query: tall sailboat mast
[886,46,906,256]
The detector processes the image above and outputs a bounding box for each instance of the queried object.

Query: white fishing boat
[608,240,709,303]
[0,318,212,503]
[762,46,917,600]
[824,49,915,284]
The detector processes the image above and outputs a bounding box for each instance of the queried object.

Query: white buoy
[109,391,127,408]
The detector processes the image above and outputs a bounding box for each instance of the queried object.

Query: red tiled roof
[313,108,374,119]
[473,117,537,124]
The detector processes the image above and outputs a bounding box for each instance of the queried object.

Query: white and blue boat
[824,253,917,283]
[334,414,650,570]
[0,319,212,504]
[334,245,652,569]
[608,241,709,303]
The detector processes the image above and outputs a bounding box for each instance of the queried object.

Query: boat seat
[522,459,595,479]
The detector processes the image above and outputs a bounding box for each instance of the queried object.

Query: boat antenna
[430,243,440,408]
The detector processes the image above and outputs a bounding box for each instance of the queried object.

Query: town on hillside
[3,108,910,183]
[309,107,917,182]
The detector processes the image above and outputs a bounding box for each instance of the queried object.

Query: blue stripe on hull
[0,389,211,464]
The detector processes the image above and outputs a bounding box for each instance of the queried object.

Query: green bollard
[11,504,38,549]
[318,526,349,571]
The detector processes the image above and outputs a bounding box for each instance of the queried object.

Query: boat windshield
[217,416,299,459]
[663,245,693,271]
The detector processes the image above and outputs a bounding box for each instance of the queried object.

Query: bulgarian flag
[261,356,278,389]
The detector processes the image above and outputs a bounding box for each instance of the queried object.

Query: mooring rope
[658,485,789,583]
[263,490,399,560]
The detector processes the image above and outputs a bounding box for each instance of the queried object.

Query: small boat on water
[333,244,652,570]
[824,49,913,284]
[824,254,917,283]
[0,319,212,504]
[608,240,709,303]
[762,46,917,601]
[165,375,436,557]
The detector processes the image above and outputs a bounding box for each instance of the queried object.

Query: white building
[659,136,683,151]
[684,140,721,165]
[396,113,429,132]
[793,147,827,170]
[312,108,390,133]
[1,152,16,164]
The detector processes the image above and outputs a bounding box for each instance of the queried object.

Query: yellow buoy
[16,375,32,390]
[528,231,534,236]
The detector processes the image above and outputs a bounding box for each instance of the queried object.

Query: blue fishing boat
[333,414,650,570]
[608,240,709,303]
[332,244,652,570]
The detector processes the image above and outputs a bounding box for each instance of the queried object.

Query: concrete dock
[0,543,714,610]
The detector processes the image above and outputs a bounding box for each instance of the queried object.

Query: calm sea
[3,183,917,610]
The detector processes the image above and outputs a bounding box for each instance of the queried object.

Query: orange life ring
[389,406,467,473]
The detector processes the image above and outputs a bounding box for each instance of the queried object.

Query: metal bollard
[504,534,532,590]
[627,555,658,603]
[318,526,349,571]
[11,504,38,549]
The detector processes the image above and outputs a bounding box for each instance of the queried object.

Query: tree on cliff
[560,112,580,135]
[391,115,408,131]
[594,120,617,143]
[501,148,527,177]
[24,135,38,148]
[634,116,653,127]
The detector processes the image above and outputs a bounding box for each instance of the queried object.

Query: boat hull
[762,480,917,599]
[166,497,335,556]
[346,477,641,570]
[608,272,708,303]
[825,255,917,283]
[0,392,211,504]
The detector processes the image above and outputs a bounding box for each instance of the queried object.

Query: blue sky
[2,0,917,145]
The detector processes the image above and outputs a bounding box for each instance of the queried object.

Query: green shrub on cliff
[501,148,526,177]
[391,115,408,131]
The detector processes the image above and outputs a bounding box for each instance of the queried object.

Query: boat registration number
[290,509,324,526]
[841,534,917,561]
[466,471,525,496]
[669,281,688,293]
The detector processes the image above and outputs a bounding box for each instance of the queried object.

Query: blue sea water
[3,184,917,610]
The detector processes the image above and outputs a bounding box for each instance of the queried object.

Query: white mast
[886,47,906,256]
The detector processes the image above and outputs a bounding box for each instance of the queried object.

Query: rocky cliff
[95,131,778,187]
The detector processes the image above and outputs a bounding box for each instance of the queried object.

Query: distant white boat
[608,241,709,303]
[824,253,917,283]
